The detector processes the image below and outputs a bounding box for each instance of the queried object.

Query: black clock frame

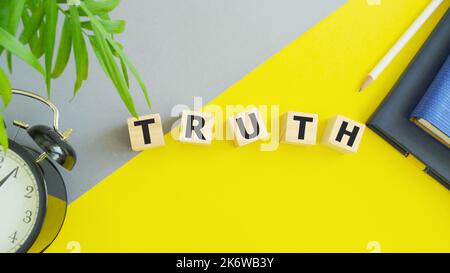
[7,139,48,253]
[24,146,68,253]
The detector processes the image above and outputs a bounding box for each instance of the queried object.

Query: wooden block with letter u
[127,114,165,151]
[321,114,365,153]
[228,108,268,147]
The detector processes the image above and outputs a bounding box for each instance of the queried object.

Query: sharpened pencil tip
[359,76,374,92]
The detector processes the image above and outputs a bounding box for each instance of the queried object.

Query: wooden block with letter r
[321,114,365,153]
[280,111,318,145]
[127,114,165,151]
[179,110,214,145]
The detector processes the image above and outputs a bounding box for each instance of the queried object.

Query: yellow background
[47,0,450,253]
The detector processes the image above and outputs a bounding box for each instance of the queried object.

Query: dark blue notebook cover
[367,8,450,189]
[411,55,450,146]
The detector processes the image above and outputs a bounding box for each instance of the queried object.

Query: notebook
[367,8,450,189]
[410,55,450,148]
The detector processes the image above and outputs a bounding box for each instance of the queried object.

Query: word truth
[127,108,366,154]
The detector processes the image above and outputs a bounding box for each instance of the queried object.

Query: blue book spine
[411,55,450,140]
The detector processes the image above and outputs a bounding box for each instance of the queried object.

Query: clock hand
[0,168,18,188]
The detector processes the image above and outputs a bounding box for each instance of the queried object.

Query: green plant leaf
[98,13,111,20]
[29,23,45,58]
[84,0,120,15]
[0,67,11,110]
[21,8,30,25]
[5,0,27,72]
[81,4,150,110]
[0,113,8,152]
[51,16,72,78]
[6,53,13,74]
[89,35,128,88]
[119,55,129,87]
[96,33,137,116]
[19,1,45,45]
[0,1,9,29]
[88,35,109,75]
[81,3,137,116]
[43,0,58,96]
[108,39,151,108]
[8,0,26,37]
[0,1,10,55]
[81,19,125,34]
[70,5,89,94]
[0,26,44,75]
[8,0,26,31]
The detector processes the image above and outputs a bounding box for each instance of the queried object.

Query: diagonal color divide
[46,0,450,252]
[3,0,346,202]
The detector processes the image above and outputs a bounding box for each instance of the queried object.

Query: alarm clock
[0,89,76,253]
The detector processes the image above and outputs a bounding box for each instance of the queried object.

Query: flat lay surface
[3,0,345,202]
[37,0,450,252]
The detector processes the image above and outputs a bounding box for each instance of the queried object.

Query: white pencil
[359,0,444,92]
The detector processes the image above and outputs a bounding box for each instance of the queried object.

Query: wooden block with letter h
[281,111,318,145]
[127,114,165,151]
[321,114,365,153]
[179,110,214,145]
[228,108,268,147]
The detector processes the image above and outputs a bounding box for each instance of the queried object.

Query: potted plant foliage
[0,0,150,150]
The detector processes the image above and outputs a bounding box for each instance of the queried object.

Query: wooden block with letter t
[228,108,268,147]
[127,114,165,151]
[321,114,365,153]
[179,110,214,145]
[280,111,318,145]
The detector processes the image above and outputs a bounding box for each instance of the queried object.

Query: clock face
[0,145,45,253]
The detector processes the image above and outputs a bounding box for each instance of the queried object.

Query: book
[367,8,450,189]
[410,55,450,148]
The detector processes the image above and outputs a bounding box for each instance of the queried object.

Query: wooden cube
[280,111,318,145]
[228,108,268,147]
[127,114,165,151]
[179,110,214,145]
[321,115,365,153]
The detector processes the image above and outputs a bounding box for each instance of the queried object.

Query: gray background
[3,0,346,202]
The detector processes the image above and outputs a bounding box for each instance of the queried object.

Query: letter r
[186,115,207,140]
